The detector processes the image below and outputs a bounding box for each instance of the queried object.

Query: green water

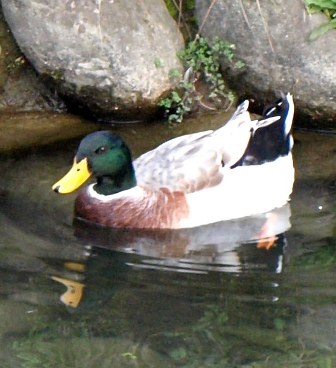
[0,114,335,368]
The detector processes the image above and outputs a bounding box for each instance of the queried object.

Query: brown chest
[74,187,190,229]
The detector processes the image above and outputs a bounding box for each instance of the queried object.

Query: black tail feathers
[235,93,294,167]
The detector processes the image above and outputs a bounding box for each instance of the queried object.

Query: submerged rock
[2,0,184,121]
[196,0,336,128]
[0,112,98,153]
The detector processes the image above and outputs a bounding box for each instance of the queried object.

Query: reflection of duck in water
[53,203,290,308]
[53,204,290,308]
[74,203,291,274]
[53,93,294,229]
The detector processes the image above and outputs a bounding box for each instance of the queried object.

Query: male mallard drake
[52,93,295,229]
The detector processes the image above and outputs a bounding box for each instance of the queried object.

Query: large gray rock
[196,0,336,128]
[0,10,64,112]
[2,0,184,121]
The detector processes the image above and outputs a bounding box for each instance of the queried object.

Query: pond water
[0,112,335,368]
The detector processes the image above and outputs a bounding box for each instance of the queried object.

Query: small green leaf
[169,68,180,79]
[309,18,336,40]
[171,91,182,103]
[154,57,163,68]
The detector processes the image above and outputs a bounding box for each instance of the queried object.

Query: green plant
[6,55,26,72]
[304,0,336,40]
[159,88,192,124]
[159,36,242,124]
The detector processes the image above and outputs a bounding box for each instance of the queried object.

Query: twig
[256,0,275,53]
[178,0,182,30]
[97,0,103,46]
[239,0,252,29]
[197,0,219,36]
[170,0,192,39]
[199,99,217,110]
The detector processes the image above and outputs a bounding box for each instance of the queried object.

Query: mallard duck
[52,93,295,229]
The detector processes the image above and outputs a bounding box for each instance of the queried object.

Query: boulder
[0,11,64,112]
[2,0,184,121]
[196,0,336,128]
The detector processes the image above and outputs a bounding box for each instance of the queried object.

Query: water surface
[0,113,335,367]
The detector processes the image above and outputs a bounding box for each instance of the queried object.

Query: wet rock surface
[0,112,98,153]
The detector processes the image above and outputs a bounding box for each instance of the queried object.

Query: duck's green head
[52,131,136,195]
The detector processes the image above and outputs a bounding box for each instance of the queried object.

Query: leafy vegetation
[304,0,336,40]
[159,36,243,124]
[6,55,26,72]
[159,0,244,123]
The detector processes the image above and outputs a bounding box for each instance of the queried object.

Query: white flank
[179,154,294,228]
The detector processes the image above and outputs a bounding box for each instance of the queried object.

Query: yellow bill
[52,157,91,194]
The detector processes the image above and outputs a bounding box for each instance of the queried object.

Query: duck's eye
[95,146,108,155]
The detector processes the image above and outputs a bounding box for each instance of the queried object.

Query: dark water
[0,115,335,368]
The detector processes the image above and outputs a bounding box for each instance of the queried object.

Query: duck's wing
[134,100,257,193]
[134,99,283,193]
[134,130,224,193]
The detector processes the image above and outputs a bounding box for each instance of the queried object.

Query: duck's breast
[74,185,190,229]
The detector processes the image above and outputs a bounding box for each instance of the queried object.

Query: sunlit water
[0,114,335,368]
